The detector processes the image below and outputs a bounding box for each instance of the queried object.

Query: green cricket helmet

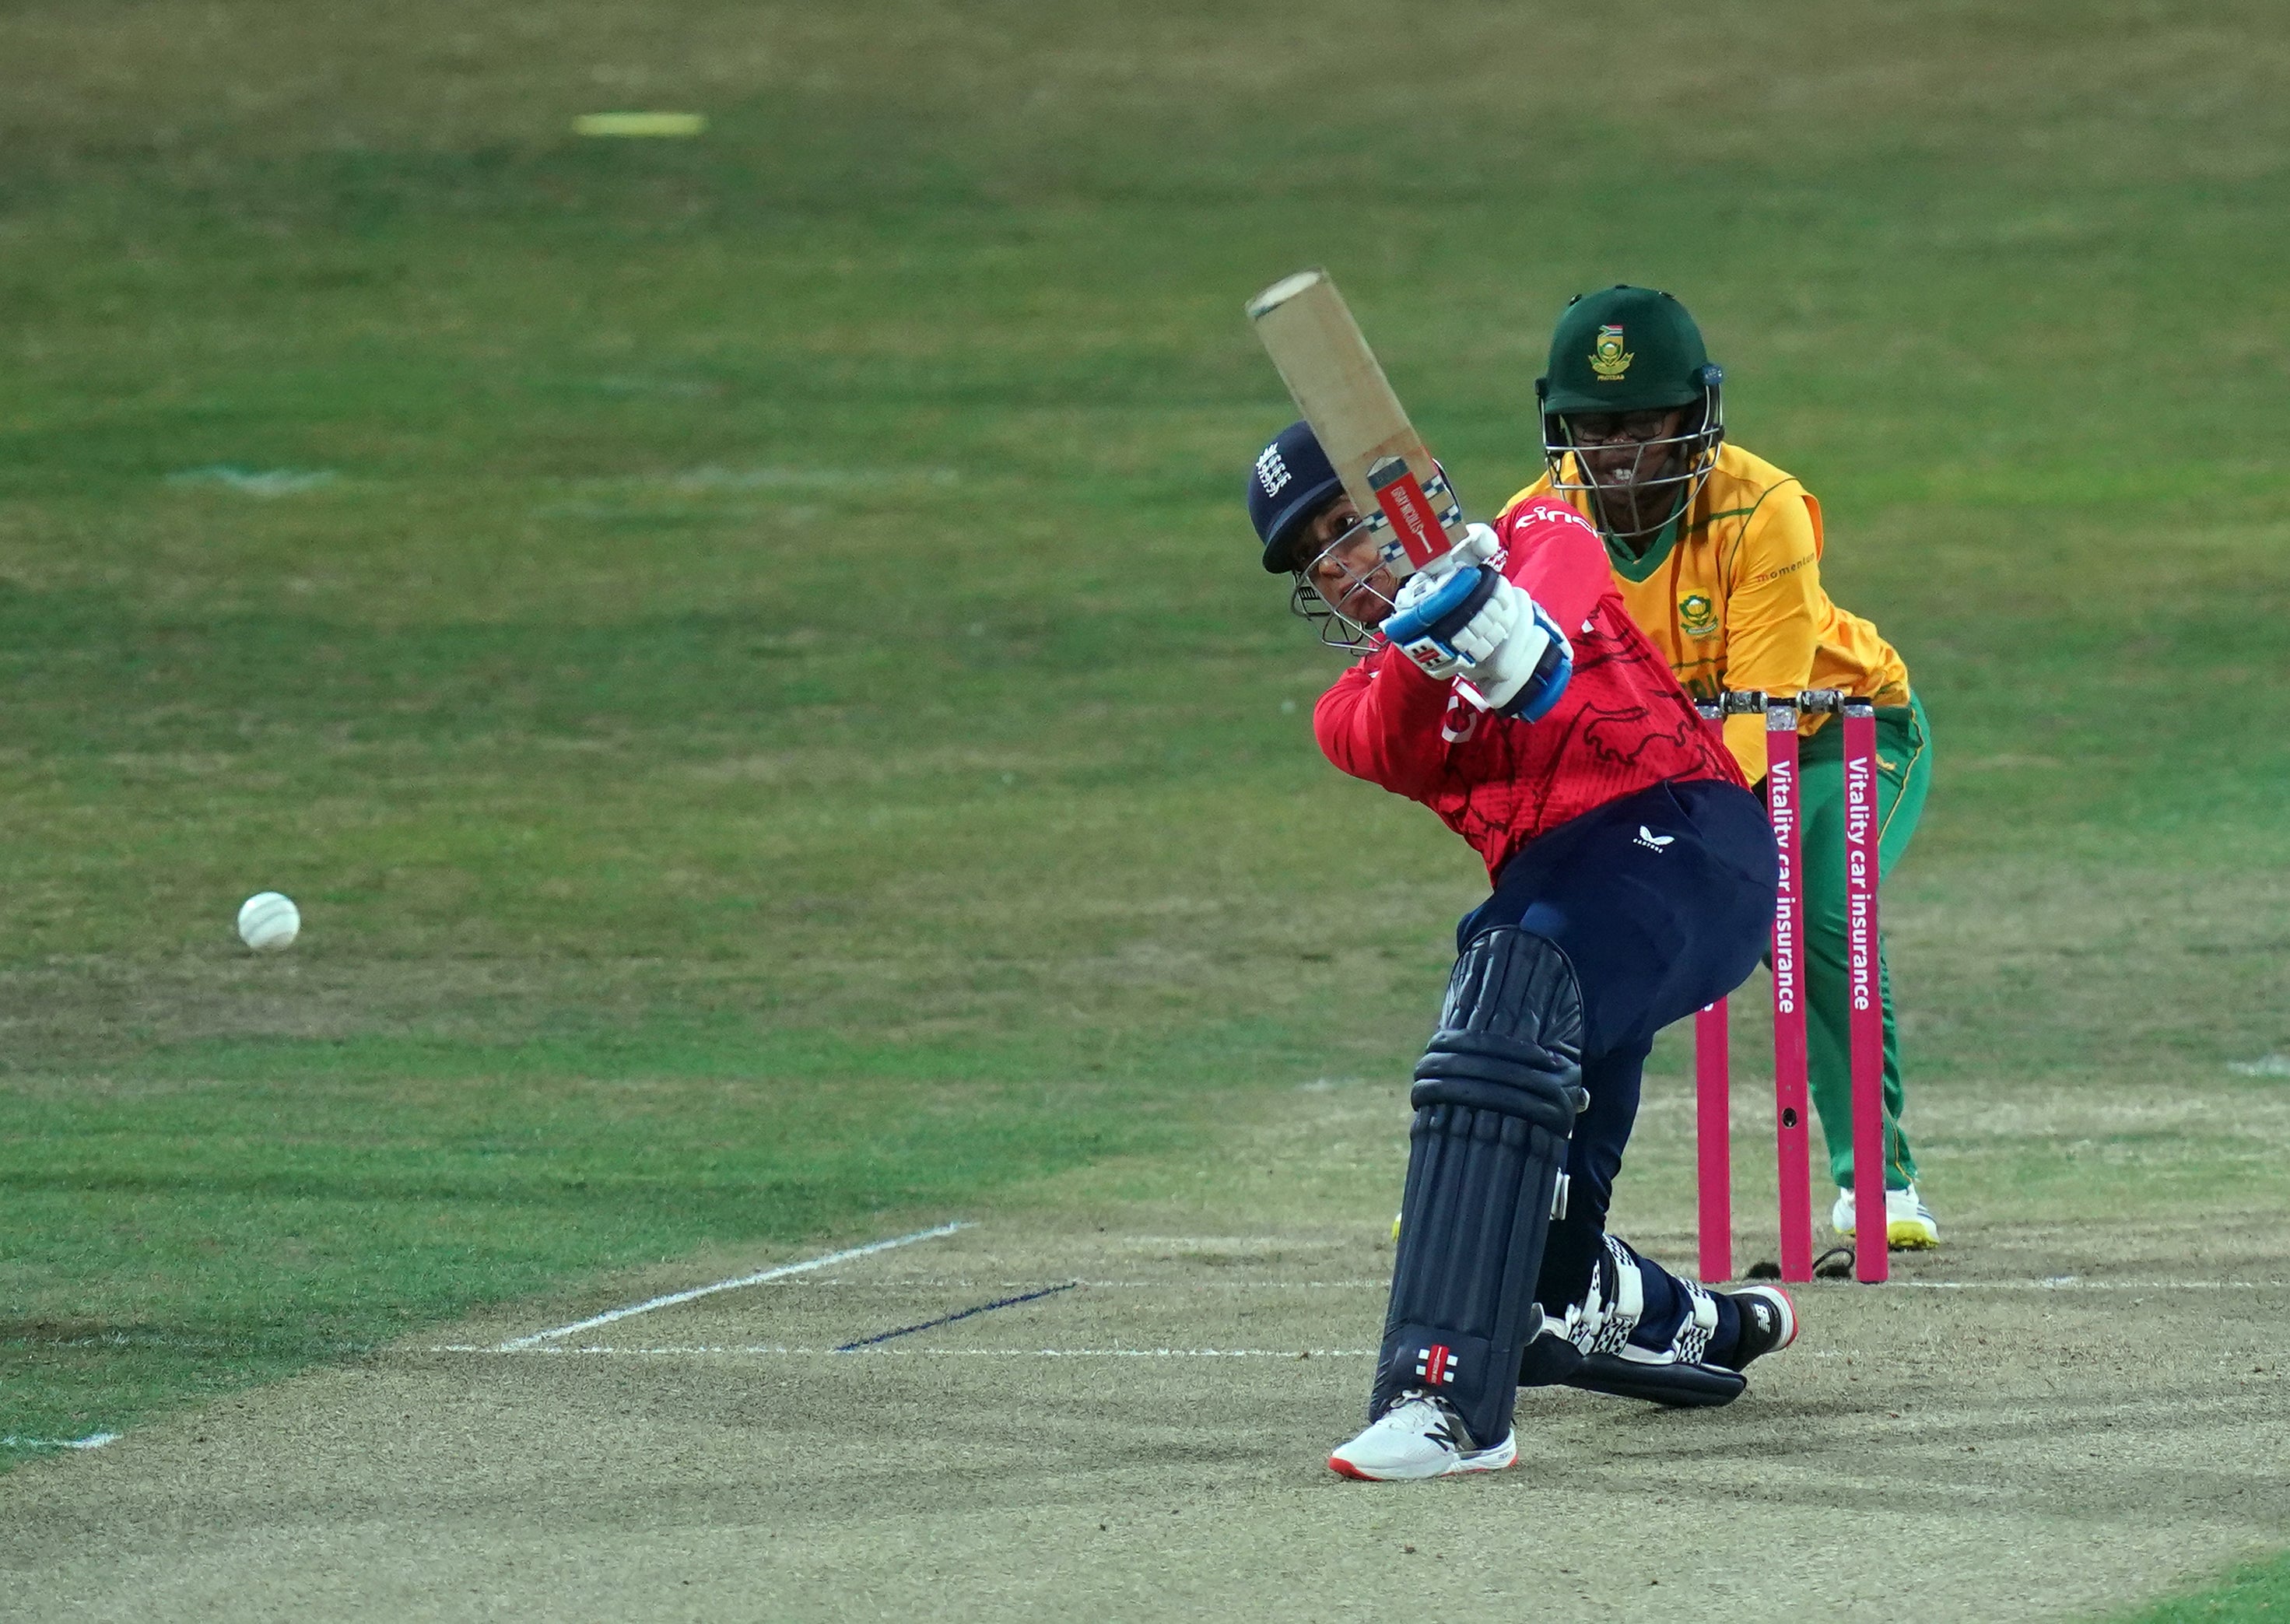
[1536,285,1725,545]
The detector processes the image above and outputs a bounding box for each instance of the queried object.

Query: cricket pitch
[4,1075,2285,1622]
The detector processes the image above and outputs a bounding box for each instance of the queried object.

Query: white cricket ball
[237,892,301,952]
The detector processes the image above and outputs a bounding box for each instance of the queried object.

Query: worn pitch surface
[4,1079,2285,1622]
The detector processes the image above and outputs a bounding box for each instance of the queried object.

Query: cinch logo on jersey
[1414,1344,1458,1387]
[1255,444,1291,497]
[1517,497,1600,543]
[1590,324,1633,381]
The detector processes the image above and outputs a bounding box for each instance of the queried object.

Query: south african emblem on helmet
[1680,592,1718,637]
[1589,323,1633,381]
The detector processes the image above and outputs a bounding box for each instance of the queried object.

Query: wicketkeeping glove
[1383,551,1574,723]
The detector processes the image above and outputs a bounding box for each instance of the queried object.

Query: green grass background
[1,0,2286,1610]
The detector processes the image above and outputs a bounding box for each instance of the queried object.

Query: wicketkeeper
[1511,285,1937,1248]
[1249,421,1798,1482]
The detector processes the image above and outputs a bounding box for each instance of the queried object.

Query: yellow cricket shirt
[1500,442,1910,782]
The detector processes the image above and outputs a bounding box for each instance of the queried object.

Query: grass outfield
[1,0,2285,1612]
[2130,1559,2290,1624]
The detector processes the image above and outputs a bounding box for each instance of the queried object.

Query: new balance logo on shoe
[1632,826,1676,852]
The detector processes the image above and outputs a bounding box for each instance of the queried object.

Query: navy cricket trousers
[1455,776,1778,1357]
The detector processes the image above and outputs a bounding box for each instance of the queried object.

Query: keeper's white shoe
[1327,1393,1517,1482]
[1831,1182,1940,1250]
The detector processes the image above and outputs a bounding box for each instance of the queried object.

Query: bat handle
[1415,521,1499,582]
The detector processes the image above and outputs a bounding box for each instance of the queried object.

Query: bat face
[1247,268,1470,584]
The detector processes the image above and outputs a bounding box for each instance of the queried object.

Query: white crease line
[422,1345,1861,1361]
[975,1278,2278,1293]
[493,1222,970,1351]
[633,1276,2290,1295]
[1892,1279,2283,1291]
[2,1433,119,1450]
[696,1278,1394,1290]
[430,1345,1374,1359]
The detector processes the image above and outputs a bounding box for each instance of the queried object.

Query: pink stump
[1694,998,1732,1283]
[1692,698,1734,1283]
[1766,700,1813,1282]
[1842,700,1888,1283]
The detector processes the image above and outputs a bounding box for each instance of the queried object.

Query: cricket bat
[1246,268,1471,583]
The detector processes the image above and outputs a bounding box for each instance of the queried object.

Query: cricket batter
[1510,286,1938,1249]
[1249,420,1798,1481]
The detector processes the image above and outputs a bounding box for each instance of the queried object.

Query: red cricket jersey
[1313,496,1744,880]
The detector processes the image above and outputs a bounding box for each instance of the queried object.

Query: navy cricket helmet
[1247,420,1345,573]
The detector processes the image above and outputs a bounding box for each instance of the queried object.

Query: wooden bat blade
[1247,268,1468,576]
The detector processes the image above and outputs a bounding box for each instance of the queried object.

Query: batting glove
[1384,558,1573,722]
[1469,594,1573,722]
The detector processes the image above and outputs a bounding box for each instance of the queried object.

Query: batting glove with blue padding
[1385,556,1573,723]
[1488,606,1573,721]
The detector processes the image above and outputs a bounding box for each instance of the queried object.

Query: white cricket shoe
[1327,1393,1516,1482]
[1831,1182,1939,1250]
